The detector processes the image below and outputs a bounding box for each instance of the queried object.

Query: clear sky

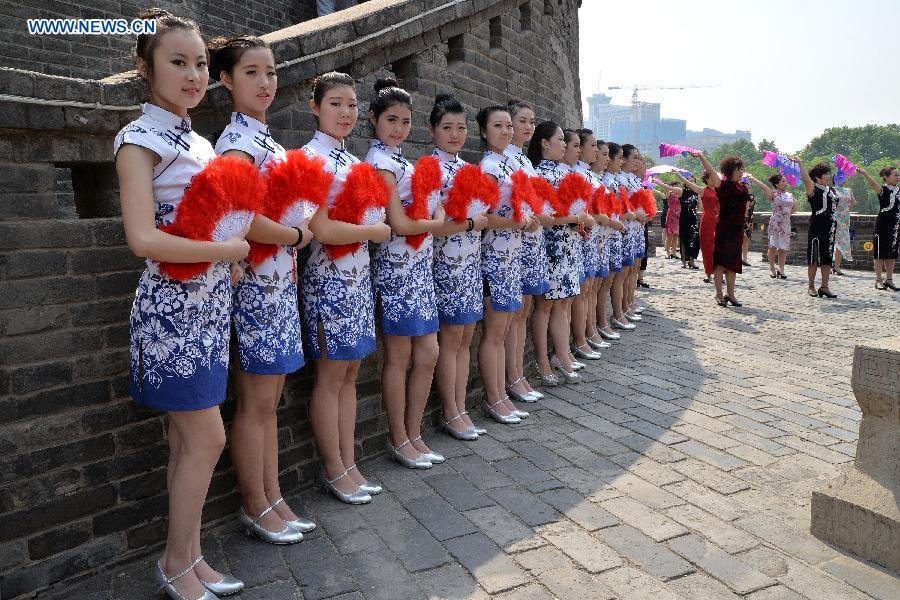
[578,0,898,152]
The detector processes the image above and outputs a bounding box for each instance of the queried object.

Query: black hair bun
[374,77,400,94]
[434,92,455,105]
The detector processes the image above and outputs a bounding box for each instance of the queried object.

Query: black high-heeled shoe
[817,287,837,299]
[703,277,712,284]
[884,280,898,291]
[769,272,777,278]
[715,296,728,307]
[724,295,742,307]
[637,280,650,288]
[808,287,818,297]
[777,271,787,280]
[875,281,886,290]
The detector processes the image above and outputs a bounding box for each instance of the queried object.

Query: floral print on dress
[114,103,229,411]
[216,112,305,374]
[833,187,852,259]
[368,141,439,336]
[505,144,549,295]
[768,190,794,252]
[432,148,483,325]
[537,160,581,299]
[300,132,376,361]
[480,149,523,312]
[572,161,603,279]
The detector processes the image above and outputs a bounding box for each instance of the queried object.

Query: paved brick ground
[49,256,900,599]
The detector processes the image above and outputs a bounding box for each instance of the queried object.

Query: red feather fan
[406,155,442,250]
[636,188,658,219]
[159,155,265,281]
[444,164,499,222]
[530,176,558,217]
[509,170,537,223]
[618,186,632,214]
[594,185,614,217]
[324,162,390,261]
[556,172,593,217]
[590,184,607,215]
[247,150,333,266]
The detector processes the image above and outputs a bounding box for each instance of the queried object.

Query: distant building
[583,93,750,162]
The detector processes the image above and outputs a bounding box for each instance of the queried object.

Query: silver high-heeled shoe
[526,389,544,400]
[386,439,433,469]
[442,412,480,440]
[570,359,586,371]
[599,328,621,340]
[573,344,601,360]
[587,336,612,349]
[347,464,383,495]
[634,305,645,313]
[463,411,487,434]
[269,497,317,532]
[611,318,635,331]
[411,435,445,464]
[154,557,219,600]
[535,362,560,387]
[198,559,244,598]
[321,468,372,505]
[549,355,581,384]
[506,377,540,403]
[482,397,521,424]
[238,507,303,545]
[624,312,642,322]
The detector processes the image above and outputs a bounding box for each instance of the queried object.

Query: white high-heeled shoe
[154,557,219,600]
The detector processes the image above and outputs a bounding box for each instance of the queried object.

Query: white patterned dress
[481,149,525,312]
[537,160,581,299]
[114,103,228,411]
[432,148,483,325]
[505,144,549,295]
[572,161,603,279]
[767,190,794,252]
[300,132,377,360]
[617,171,645,264]
[369,141,439,336]
[215,112,305,375]
[602,172,624,273]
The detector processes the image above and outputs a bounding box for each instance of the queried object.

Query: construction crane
[607,84,719,145]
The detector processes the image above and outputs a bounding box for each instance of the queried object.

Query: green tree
[801,124,900,163]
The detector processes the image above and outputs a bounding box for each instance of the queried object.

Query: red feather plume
[636,188,658,219]
[618,186,632,213]
[590,184,607,215]
[509,170,537,222]
[324,162,390,261]
[247,150,333,266]
[556,172,593,217]
[594,185,613,216]
[406,155,442,250]
[159,155,265,281]
[530,176,558,217]
[444,164,499,222]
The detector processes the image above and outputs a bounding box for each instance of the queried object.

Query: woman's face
[623,151,639,173]
[310,85,358,140]
[511,107,536,147]
[608,151,624,173]
[592,143,609,172]
[481,109,513,153]
[562,134,581,165]
[371,102,412,147]
[580,134,598,164]
[884,168,900,186]
[221,47,276,121]
[775,177,788,192]
[140,29,209,116]
[542,127,566,162]
[430,111,467,155]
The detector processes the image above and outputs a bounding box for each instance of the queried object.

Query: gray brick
[538,487,618,531]
[486,486,560,527]
[668,534,775,594]
[538,521,621,573]
[405,495,477,541]
[595,524,694,580]
[444,533,530,594]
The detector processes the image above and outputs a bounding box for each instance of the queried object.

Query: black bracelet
[291,226,304,247]
[466,217,475,232]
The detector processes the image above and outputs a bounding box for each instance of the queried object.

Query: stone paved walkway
[54,256,900,600]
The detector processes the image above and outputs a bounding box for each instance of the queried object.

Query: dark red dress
[699,187,719,275]
[712,180,750,274]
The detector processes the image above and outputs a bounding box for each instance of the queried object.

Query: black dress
[807,184,837,266]
[678,189,700,260]
[874,185,900,260]
[713,180,750,273]
[744,194,756,239]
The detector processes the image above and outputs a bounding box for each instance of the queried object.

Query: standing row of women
[115,11,658,600]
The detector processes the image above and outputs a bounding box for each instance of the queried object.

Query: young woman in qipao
[210,36,314,546]
[115,11,247,599]
[429,93,489,440]
[572,130,611,355]
[794,158,839,298]
[563,130,601,363]
[301,73,392,503]
[747,173,795,280]
[615,145,645,325]
[478,105,539,423]
[590,141,623,344]
[366,78,448,468]
[601,143,633,334]
[503,99,550,405]
[530,122,588,385]
[858,166,900,290]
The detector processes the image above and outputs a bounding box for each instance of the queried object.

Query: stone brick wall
[0,1,583,597]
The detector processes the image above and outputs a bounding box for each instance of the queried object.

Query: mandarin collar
[311,130,347,151]
[432,147,458,162]
[142,102,191,133]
